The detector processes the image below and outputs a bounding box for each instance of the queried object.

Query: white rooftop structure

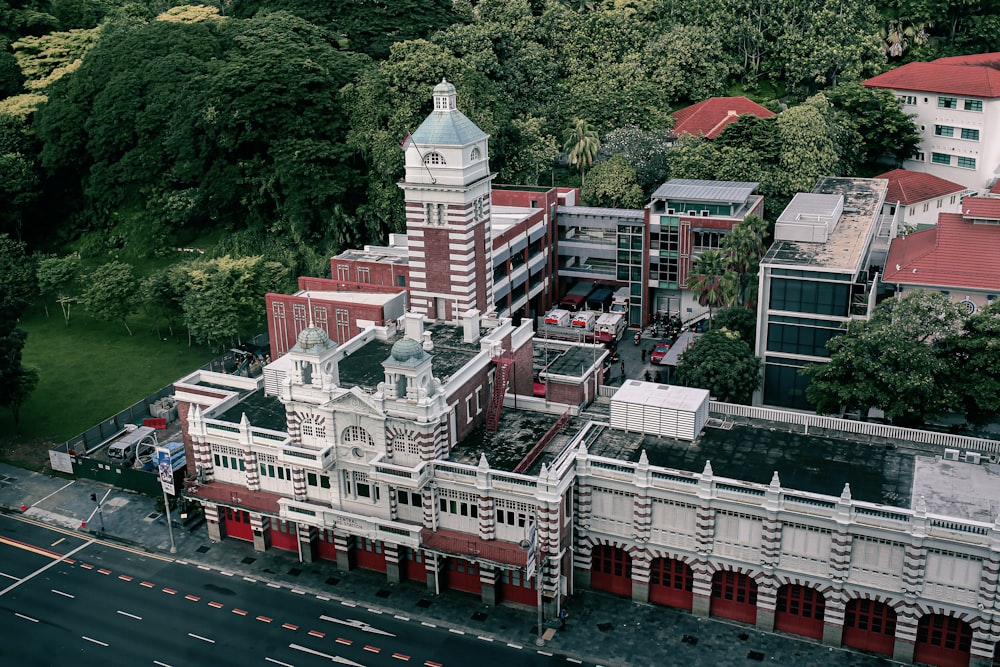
[610,381,710,441]
[775,192,844,243]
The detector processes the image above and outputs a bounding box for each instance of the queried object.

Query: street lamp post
[521,510,545,646]
[90,493,104,532]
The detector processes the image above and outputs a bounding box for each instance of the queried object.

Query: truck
[543,309,571,327]
[570,310,596,331]
[559,281,595,311]
[586,287,614,313]
[610,287,630,314]
[594,312,626,343]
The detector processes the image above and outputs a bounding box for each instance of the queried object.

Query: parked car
[650,339,674,364]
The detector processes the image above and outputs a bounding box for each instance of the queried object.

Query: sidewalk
[0,462,899,666]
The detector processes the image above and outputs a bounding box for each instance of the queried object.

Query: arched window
[342,425,374,449]
[470,147,481,161]
[423,152,446,165]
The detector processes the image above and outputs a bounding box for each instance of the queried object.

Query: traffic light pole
[90,493,105,532]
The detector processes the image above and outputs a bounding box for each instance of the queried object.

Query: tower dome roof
[390,337,425,363]
[410,78,487,147]
[433,79,456,95]
[293,326,334,353]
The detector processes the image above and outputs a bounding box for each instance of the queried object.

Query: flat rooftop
[912,455,1000,522]
[334,245,409,265]
[217,388,287,432]
[491,205,536,237]
[296,289,400,306]
[651,179,759,205]
[762,177,887,272]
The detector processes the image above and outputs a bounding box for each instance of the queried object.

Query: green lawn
[0,303,214,443]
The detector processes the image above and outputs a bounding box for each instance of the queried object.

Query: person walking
[620,361,626,379]
[558,608,569,629]
[640,348,646,362]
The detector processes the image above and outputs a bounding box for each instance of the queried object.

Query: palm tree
[721,215,768,306]
[562,119,600,187]
[688,250,738,321]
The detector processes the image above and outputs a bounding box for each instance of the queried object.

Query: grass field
[0,302,214,449]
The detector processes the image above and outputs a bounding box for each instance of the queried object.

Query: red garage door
[271,519,298,552]
[498,569,537,606]
[402,548,426,583]
[223,507,253,542]
[317,529,339,562]
[444,558,480,595]
[591,546,632,597]
[710,570,758,625]
[774,585,825,640]
[914,614,972,667]
[842,599,896,656]
[355,538,387,573]
[649,557,693,610]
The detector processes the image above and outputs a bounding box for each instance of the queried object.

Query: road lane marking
[0,539,94,598]
[367,608,382,614]
[82,636,108,646]
[153,661,173,667]
[290,644,363,666]
[392,653,410,661]
[568,659,583,664]
[394,615,409,621]
[219,571,233,577]
[162,588,176,595]
[335,638,352,646]
[257,615,273,623]
[232,608,248,616]
[15,612,39,622]
[188,633,215,643]
[363,646,380,654]
[118,574,133,582]
[282,622,298,630]
[424,661,443,667]
[320,616,395,637]
[421,622,436,628]
[98,568,111,575]
[506,643,522,649]
[340,601,356,607]
[184,594,200,602]
[243,576,256,582]
[80,563,94,569]
[267,583,281,589]
[317,595,330,601]
[52,589,74,598]
[0,572,18,580]
[33,480,75,506]
[265,659,293,667]
[537,650,553,656]
[448,628,465,635]
[116,610,142,620]
[307,630,324,638]
[208,601,223,609]
[292,589,306,595]
[140,581,154,588]
[477,636,493,642]
[198,565,211,571]
[51,538,65,547]
[0,535,63,560]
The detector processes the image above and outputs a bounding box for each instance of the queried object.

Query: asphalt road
[0,515,585,667]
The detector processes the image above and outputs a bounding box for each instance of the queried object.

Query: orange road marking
[364,646,381,654]
[335,638,352,646]
[97,569,111,575]
[392,653,410,661]
[233,609,248,616]
[118,575,133,582]
[185,594,200,602]
[80,563,94,570]
[307,630,324,638]
[162,588,176,595]
[208,601,224,609]
[140,581,154,588]
[424,661,443,667]
[257,615,272,623]
[282,623,298,630]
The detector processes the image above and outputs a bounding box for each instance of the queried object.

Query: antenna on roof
[307,295,315,327]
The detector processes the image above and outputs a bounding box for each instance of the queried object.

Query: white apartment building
[865,53,1000,191]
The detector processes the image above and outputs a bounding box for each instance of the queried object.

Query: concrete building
[755,178,895,410]
[876,168,974,231]
[864,54,1000,191]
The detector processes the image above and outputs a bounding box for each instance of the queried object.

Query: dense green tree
[36,253,78,320]
[710,306,757,348]
[938,302,1000,423]
[774,94,839,197]
[580,153,644,209]
[825,82,920,173]
[645,24,734,103]
[13,28,100,90]
[0,234,36,327]
[499,115,559,185]
[804,291,964,424]
[0,326,35,432]
[675,327,761,403]
[79,260,138,334]
[598,125,674,192]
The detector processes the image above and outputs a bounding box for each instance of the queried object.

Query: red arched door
[774,584,825,639]
[223,507,253,541]
[443,558,480,594]
[649,557,693,610]
[914,614,972,667]
[710,570,758,624]
[842,599,896,656]
[591,545,632,597]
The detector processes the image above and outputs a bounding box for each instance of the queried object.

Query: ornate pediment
[327,387,382,418]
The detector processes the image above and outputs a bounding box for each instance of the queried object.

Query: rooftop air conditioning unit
[943,448,960,461]
[666,208,676,215]
[701,210,710,216]
[964,452,982,464]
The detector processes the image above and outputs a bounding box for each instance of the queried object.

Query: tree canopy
[675,327,761,404]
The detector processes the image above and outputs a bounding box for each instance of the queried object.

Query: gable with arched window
[341,425,375,449]
[470,147,481,161]
[423,152,446,165]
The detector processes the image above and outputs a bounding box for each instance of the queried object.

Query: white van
[107,426,157,467]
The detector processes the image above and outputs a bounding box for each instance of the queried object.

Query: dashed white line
[267,583,282,589]
[174,560,187,565]
[188,633,215,644]
[197,565,210,571]
[316,595,330,601]
[477,636,493,642]
[265,659,294,667]
[394,615,409,621]
[291,589,306,595]
[537,650,553,657]
[15,612,38,623]
[51,589,74,598]
[116,610,142,620]
[368,608,383,614]
[243,576,257,582]
[448,628,465,635]
[219,571,233,577]
[506,643,522,649]
[567,659,583,664]
[82,636,108,646]
[153,661,173,667]
[421,622,437,628]
[340,601,356,607]
[0,571,18,580]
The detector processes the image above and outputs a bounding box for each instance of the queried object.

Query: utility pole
[90,493,105,532]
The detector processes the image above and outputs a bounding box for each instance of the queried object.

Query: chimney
[403,312,424,341]
[463,309,481,344]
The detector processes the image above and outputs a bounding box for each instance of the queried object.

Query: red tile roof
[671,97,775,140]
[883,212,1000,291]
[864,53,1000,98]
[875,169,967,205]
[962,196,1000,219]
[990,180,1000,195]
